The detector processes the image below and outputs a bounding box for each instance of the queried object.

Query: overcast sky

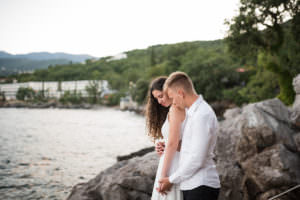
[0,0,240,57]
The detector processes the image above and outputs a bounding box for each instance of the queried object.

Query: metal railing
[268,184,300,200]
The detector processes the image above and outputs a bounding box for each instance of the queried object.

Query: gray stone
[294,133,300,152]
[293,74,300,94]
[216,98,300,200]
[236,98,297,163]
[215,113,244,200]
[291,74,300,128]
[66,152,159,200]
[223,107,242,120]
[240,144,300,196]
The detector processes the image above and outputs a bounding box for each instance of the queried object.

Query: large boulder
[216,98,300,200]
[66,152,159,200]
[291,74,300,128]
[215,107,245,200]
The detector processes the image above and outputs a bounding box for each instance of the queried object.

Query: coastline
[0,99,235,118]
[0,100,145,116]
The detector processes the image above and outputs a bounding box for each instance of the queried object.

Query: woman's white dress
[151,117,185,200]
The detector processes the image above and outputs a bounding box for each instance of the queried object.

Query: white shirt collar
[186,94,203,117]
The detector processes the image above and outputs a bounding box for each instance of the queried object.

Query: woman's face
[152,89,172,107]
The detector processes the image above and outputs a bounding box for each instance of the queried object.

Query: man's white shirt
[169,94,221,190]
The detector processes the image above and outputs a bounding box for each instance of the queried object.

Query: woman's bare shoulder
[169,106,185,122]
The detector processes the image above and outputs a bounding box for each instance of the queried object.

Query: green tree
[131,78,149,104]
[226,0,299,104]
[106,91,125,106]
[59,90,83,104]
[0,90,6,102]
[16,87,35,101]
[85,80,102,104]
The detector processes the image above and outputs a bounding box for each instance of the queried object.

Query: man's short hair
[163,71,196,94]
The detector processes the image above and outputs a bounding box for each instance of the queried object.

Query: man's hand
[156,177,172,195]
[155,141,165,156]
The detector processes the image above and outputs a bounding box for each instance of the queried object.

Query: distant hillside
[7,39,287,106]
[0,51,96,62]
[0,51,97,76]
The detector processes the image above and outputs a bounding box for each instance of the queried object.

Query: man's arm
[169,112,214,184]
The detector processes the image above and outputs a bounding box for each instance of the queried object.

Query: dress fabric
[151,117,184,200]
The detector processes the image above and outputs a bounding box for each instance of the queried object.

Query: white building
[106,53,127,62]
[0,80,111,100]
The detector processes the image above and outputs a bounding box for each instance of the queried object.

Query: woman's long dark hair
[145,76,170,141]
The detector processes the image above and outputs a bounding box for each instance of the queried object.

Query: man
[157,71,220,200]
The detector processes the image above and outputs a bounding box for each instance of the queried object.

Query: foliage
[0,90,6,101]
[85,80,102,104]
[33,90,48,102]
[16,87,36,101]
[59,90,84,104]
[131,78,150,105]
[238,69,279,103]
[7,30,298,106]
[106,91,126,106]
[226,0,299,105]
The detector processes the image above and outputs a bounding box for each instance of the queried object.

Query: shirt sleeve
[169,112,214,184]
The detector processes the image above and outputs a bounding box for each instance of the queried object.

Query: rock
[210,100,236,119]
[223,107,242,120]
[215,112,244,200]
[117,147,155,161]
[236,98,297,163]
[293,74,300,94]
[294,133,300,152]
[291,74,300,128]
[0,100,95,109]
[241,144,300,198]
[290,110,300,128]
[216,98,300,200]
[66,152,159,200]
[256,187,300,200]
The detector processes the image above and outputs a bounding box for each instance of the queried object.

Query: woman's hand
[155,141,165,156]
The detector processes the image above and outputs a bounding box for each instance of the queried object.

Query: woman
[145,76,185,200]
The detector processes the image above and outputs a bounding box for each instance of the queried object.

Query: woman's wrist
[160,173,167,178]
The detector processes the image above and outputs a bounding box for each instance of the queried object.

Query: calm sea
[0,107,153,199]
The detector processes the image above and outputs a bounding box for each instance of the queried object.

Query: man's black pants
[182,185,220,200]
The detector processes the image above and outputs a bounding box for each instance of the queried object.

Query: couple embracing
[145,71,220,200]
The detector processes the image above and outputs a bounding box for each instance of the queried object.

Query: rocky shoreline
[0,100,233,119]
[66,74,300,200]
[0,100,102,109]
[0,100,148,116]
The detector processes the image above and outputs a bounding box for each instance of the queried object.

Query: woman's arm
[160,106,184,178]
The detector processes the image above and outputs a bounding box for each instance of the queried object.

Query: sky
[0,0,240,58]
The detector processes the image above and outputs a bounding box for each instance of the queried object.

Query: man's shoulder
[195,100,215,117]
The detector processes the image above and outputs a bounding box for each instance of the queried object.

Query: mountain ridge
[0,51,97,62]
